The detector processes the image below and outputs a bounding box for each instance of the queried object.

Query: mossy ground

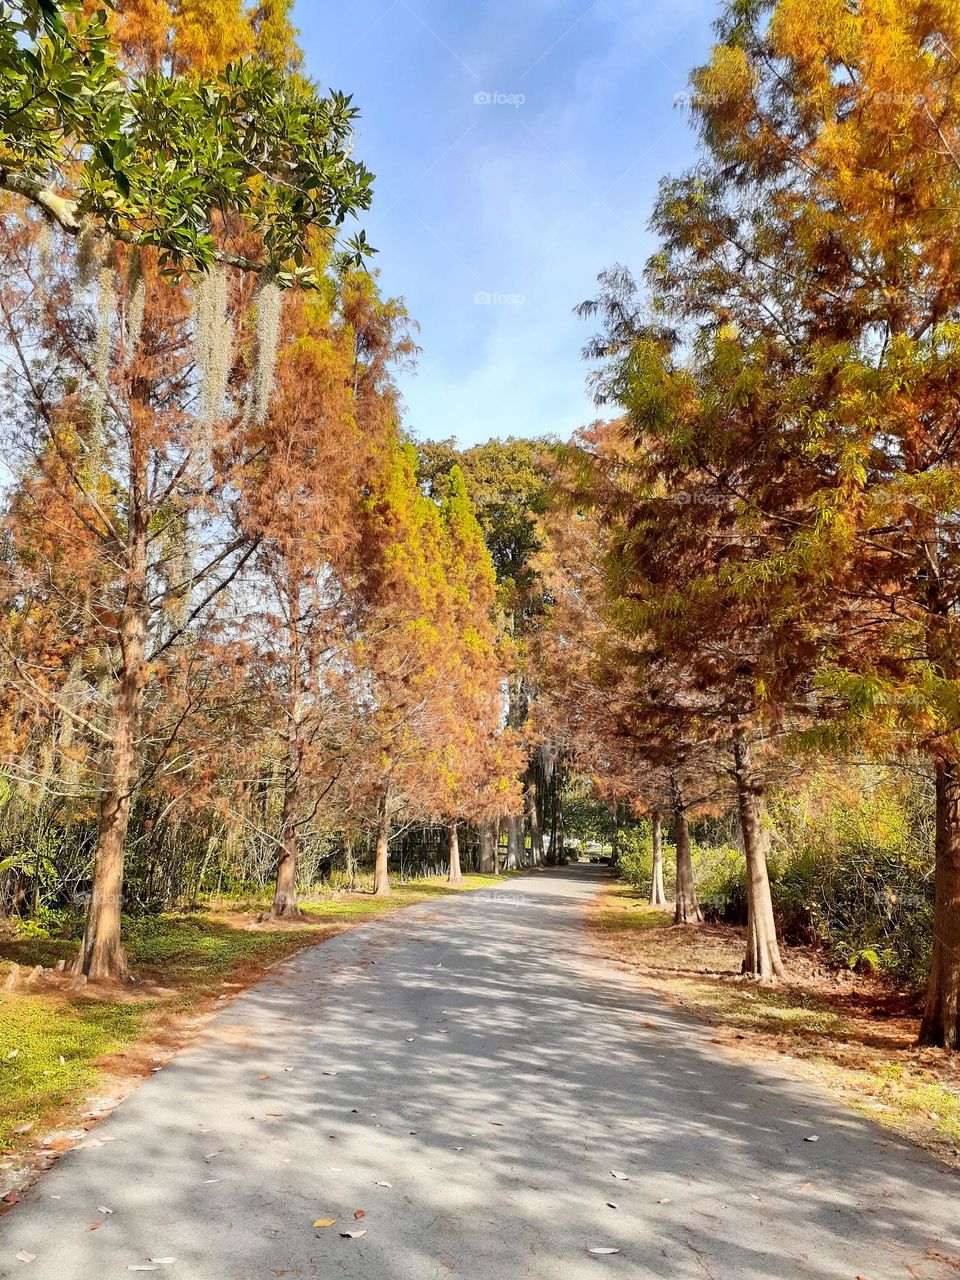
[591,883,960,1165]
[0,874,509,1158]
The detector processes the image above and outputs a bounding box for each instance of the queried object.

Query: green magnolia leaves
[0,1,375,276]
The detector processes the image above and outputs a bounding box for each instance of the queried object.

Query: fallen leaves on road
[375,1181,392,1188]
[588,1247,621,1255]
[15,1251,35,1264]
[354,1210,365,1219]
[313,1217,338,1228]
[611,1171,629,1181]
[340,1230,366,1239]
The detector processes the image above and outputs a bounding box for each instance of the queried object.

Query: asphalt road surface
[2,866,958,1279]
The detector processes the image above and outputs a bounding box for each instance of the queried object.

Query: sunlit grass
[0,998,146,1148]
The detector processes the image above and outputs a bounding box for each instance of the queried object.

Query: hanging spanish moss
[89,260,115,466]
[251,274,282,424]
[75,217,100,287]
[125,246,146,361]
[34,219,54,308]
[193,265,234,458]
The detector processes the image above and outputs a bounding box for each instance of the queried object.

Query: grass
[591,883,960,1165]
[0,998,147,1149]
[0,872,510,1162]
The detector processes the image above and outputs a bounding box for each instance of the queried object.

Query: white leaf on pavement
[804,1135,819,1143]
[339,1230,366,1239]
[611,1171,629,1180]
[588,1247,621,1255]
[375,1181,392,1188]
[15,1252,36,1264]
[97,1205,113,1215]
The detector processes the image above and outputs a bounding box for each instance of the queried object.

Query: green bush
[693,844,748,924]
[766,765,934,983]
[613,764,935,986]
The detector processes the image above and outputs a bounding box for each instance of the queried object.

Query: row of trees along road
[538,0,960,1049]
[0,1,525,979]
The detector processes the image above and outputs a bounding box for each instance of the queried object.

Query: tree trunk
[373,785,391,897]
[919,759,960,1048]
[649,809,667,907]
[506,816,521,870]
[733,735,784,980]
[673,784,702,926]
[478,821,497,874]
[525,765,544,866]
[446,819,463,885]
[547,769,560,865]
[345,835,356,891]
[269,743,304,920]
[75,437,150,982]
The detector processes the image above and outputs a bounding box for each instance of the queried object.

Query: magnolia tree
[0,1,375,979]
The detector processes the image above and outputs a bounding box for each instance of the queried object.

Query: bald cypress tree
[632,0,960,1033]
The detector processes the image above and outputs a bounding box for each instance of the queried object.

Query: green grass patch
[0,997,146,1148]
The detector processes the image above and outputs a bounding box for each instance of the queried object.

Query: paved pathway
[2,867,958,1278]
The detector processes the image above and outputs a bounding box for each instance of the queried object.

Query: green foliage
[418,436,552,622]
[563,784,616,847]
[614,766,935,984]
[0,1,121,177]
[769,771,934,983]
[0,1,375,273]
[0,995,145,1146]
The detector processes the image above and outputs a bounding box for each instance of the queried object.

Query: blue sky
[295,0,719,447]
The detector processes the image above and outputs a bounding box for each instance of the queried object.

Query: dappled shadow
[1,866,958,1279]
[600,898,929,1058]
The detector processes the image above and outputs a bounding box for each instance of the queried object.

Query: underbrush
[615,765,935,986]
